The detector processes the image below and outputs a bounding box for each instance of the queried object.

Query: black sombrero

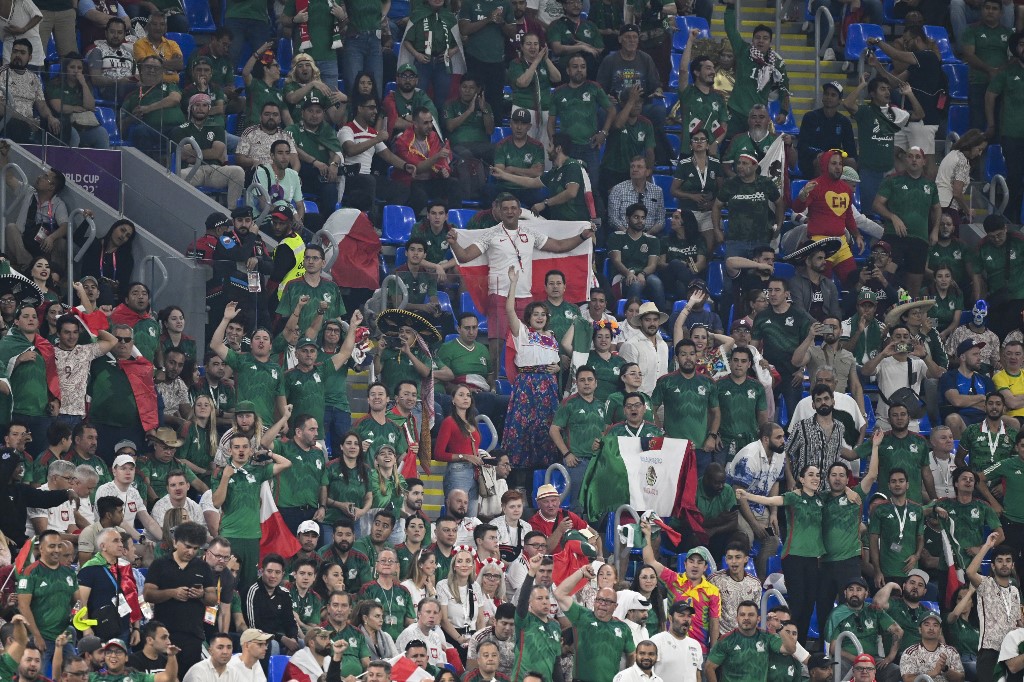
[0,272,43,307]
[783,236,844,263]
[376,308,441,344]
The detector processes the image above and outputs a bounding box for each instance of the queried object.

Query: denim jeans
[71,124,111,150]
[342,32,384,101]
[416,58,453,117]
[224,18,272,68]
[323,405,352,458]
[443,461,479,517]
[1002,135,1024,223]
[621,273,666,311]
[316,57,340,90]
[43,638,76,678]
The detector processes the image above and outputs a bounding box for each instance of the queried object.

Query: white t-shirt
[26,483,76,536]
[875,354,928,431]
[339,121,388,174]
[455,516,482,548]
[395,623,449,667]
[227,655,266,682]
[54,344,107,416]
[95,481,147,528]
[436,580,478,631]
[471,225,549,297]
[649,632,702,682]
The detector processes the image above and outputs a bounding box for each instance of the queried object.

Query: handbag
[477,463,498,498]
[71,111,101,128]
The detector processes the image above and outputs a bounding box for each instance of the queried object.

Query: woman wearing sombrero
[374,308,443,476]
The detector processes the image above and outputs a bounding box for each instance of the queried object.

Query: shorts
[487,294,530,340]
[894,122,939,155]
[810,233,854,264]
[888,235,928,274]
[694,210,713,232]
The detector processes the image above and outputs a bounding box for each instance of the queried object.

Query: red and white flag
[259,481,301,560]
[386,656,435,682]
[319,208,382,289]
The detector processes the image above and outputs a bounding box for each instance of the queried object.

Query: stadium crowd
[3,0,1024,680]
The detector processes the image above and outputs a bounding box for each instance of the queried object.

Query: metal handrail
[176,137,205,184]
[775,0,781,54]
[66,208,96,301]
[913,676,935,682]
[248,181,272,226]
[734,0,742,33]
[477,414,498,452]
[612,504,641,570]
[987,175,1009,216]
[760,588,788,629]
[814,5,835,102]
[833,631,865,682]
[544,463,571,500]
[143,254,169,302]
[0,162,27,253]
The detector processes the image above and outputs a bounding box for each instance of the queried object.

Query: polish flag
[259,481,301,560]
[318,208,382,289]
[386,656,435,682]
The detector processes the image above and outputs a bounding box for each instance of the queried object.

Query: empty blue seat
[167,33,196,65]
[183,0,216,32]
[276,37,293,74]
[303,200,319,215]
[943,63,968,100]
[653,174,676,210]
[381,205,415,246]
[532,469,570,509]
[666,133,681,158]
[96,106,121,146]
[768,100,798,135]
[490,126,511,143]
[947,103,969,139]
[394,246,407,267]
[882,0,902,24]
[669,52,683,89]
[708,261,724,297]
[845,24,889,63]
[773,262,796,279]
[437,291,456,329]
[496,379,512,395]
[923,25,956,62]
[225,114,238,135]
[448,208,477,229]
[672,16,710,52]
[985,144,1007,181]
[268,656,289,682]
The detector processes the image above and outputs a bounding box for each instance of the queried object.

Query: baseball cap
[852,654,876,667]
[669,601,695,615]
[619,23,640,35]
[302,96,325,110]
[270,204,294,222]
[206,212,230,230]
[235,400,257,414]
[920,611,942,625]
[77,636,103,655]
[397,63,418,76]
[101,639,128,653]
[731,318,752,332]
[822,81,843,95]
[956,339,986,356]
[536,483,560,500]
[240,629,273,645]
[112,454,135,469]
[113,439,137,454]
[511,109,532,124]
[857,289,879,303]
[808,654,834,670]
[295,337,318,349]
[231,205,253,219]
[685,548,708,562]
[907,568,930,585]
[872,240,892,255]
[297,520,320,535]
[846,576,868,589]
[78,275,99,287]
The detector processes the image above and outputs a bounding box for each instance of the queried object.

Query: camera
[894,343,912,353]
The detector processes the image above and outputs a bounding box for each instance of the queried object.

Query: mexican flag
[580,436,701,530]
[259,481,301,560]
[387,655,435,682]
[319,208,382,289]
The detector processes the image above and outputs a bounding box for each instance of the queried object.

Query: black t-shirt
[733,270,770,316]
[907,49,947,125]
[203,568,237,639]
[127,652,167,674]
[808,279,825,322]
[146,556,215,640]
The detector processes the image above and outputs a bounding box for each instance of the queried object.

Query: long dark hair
[630,563,667,631]
[337,430,370,484]
[450,386,479,439]
[616,362,641,393]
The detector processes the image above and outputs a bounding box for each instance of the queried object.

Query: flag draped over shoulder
[117,356,160,432]
[387,655,436,682]
[0,327,60,419]
[259,481,301,560]
[938,515,966,609]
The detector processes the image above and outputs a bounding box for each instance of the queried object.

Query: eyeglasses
[115,336,133,343]
[482,573,501,579]
[377,559,396,564]
[525,542,547,548]
[853,667,875,672]
[208,552,230,561]
[595,597,617,604]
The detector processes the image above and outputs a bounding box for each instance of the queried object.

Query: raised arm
[506,267,523,338]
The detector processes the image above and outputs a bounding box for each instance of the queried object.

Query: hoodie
[790,150,857,239]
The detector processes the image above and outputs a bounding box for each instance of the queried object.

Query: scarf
[117,355,159,432]
[296,0,345,51]
[110,303,150,328]
[748,46,784,93]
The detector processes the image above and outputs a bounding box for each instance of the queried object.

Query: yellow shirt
[132,37,184,84]
[993,369,1024,417]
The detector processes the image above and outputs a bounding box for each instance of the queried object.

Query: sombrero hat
[782,236,843,263]
[376,308,441,344]
[884,291,936,328]
[0,271,43,307]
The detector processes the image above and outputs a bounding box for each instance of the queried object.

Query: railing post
[544,463,572,501]
[66,208,95,300]
[0,162,27,253]
[612,504,641,572]
[832,631,865,682]
[814,5,835,104]
[760,588,788,629]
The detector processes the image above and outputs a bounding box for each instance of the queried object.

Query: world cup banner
[619,436,692,517]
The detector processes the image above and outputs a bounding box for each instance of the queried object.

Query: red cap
[852,654,876,666]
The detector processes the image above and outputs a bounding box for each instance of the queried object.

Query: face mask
[973,299,988,327]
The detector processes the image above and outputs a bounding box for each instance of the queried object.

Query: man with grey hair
[25,460,86,538]
[78,527,134,642]
[70,465,98,523]
[927,426,956,500]
[787,365,867,447]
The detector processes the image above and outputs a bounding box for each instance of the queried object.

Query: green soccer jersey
[506,59,555,110]
[884,600,924,653]
[224,349,281,424]
[588,352,625,403]
[347,0,388,31]
[122,84,186,130]
[544,300,580,351]
[565,602,635,682]
[601,116,656,175]
[546,17,603,60]
[696,478,737,521]
[493,137,545,192]
[327,624,370,676]
[984,456,1024,522]
[8,351,48,417]
[671,155,723,211]
[404,9,458,55]
[541,159,593,221]
[988,63,1024,138]
[767,652,801,682]
[676,87,726,156]
[605,391,653,424]
[367,469,406,510]
[458,0,515,62]
[67,451,112,491]
[877,174,938,243]
[323,460,371,524]
[318,545,373,592]
[960,422,1017,471]
[357,581,416,640]
[379,346,432,397]
[726,132,780,166]
[188,49,234,89]
[353,415,403,463]
[724,5,789,117]
[651,371,717,443]
[781,490,825,558]
[170,121,226,165]
[291,589,323,625]
[435,339,490,378]
[512,608,562,682]
[928,290,964,331]
[604,420,663,438]
[824,604,894,657]
[387,90,439,128]
[552,394,607,458]
[608,231,660,274]
[444,98,491,145]
[139,456,198,499]
[969,232,1024,300]
[220,462,275,539]
[663,232,710,268]
[318,350,353,413]
[926,241,970,286]
[935,498,1001,564]
[90,673,154,682]
[282,81,335,121]
[752,306,811,376]
[288,122,343,165]
[962,23,1011,85]
[718,175,780,243]
[550,82,612,145]
[279,363,340,429]
[273,439,327,509]
[409,222,453,265]
[16,562,78,639]
[390,268,439,307]
[715,377,766,449]
[853,104,903,172]
[822,488,866,562]
[868,500,926,578]
[0,653,15,682]
[855,433,929,503]
[433,546,453,581]
[707,629,784,682]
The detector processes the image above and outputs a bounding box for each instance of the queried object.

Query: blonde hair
[445,549,475,604]
[192,394,220,459]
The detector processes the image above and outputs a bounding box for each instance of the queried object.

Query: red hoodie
[791,150,857,239]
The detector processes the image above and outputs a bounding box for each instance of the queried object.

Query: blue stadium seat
[791,179,808,202]
[167,33,196,65]
[845,24,889,63]
[666,133,681,158]
[947,104,969,139]
[669,53,683,89]
[882,0,902,23]
[382,205,415,246]
[773,262,796,279]
[672,16,710,52]
[459,292,488,334]
[448,208,477,229]
[708,261,724,297]
[183,0,217,33]
[385,81,397,96]
[394,247,407,267]
[96,107,121,146]
[532,469,570,509]
[277,37,293,74]
[923,25,956,62]
[663,91,678,111]
[268,656,289,682]
[496,379,512,395]
[943,63,968,100]
[653,174,676,210]
[985,144,1007,181]
[864,394,876,432]
[303,200,319,216]
[768,100,798,135]
[491,126,511,143]
[437,291,456,329]
[225,114,239,135]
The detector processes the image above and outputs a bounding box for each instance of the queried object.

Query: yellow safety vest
[276,232,306,299]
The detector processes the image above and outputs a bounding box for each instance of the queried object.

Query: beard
[334,540,352,552]
[769,442,785,453]
[815,405,834,417]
